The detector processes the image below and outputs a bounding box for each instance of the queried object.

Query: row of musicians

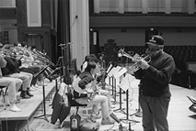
[0,54,43,112]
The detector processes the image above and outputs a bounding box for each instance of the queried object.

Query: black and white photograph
[0,0,196,131]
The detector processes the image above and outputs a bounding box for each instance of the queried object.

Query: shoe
[20,91,31,99]
[26,88,34,97]
[101,117,115,125]
[9,104,21,112]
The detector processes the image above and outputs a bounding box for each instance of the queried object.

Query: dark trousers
[139,95,170,131]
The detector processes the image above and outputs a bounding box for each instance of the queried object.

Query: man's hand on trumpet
[136,58,150,70]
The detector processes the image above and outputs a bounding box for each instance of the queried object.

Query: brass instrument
[32,48,55,67]
[0,44,55,68]
[118,48,151,73]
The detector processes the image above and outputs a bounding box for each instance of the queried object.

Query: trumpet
[118,48,151,73]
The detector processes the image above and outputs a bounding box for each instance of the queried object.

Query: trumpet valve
[118,53,122,57]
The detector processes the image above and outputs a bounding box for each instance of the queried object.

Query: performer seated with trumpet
[1,44,34,99]
[12,44,45,87]
[0,52,23,112]
[72,61,114,125]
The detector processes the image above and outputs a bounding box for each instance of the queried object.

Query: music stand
[120,89,140,124]
[34,66,51,122]
[113,68,128,114]
[113,87,126,114]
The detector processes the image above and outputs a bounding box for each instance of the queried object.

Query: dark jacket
[134,51,175,97]
[51,91,71,124]
[73,71,94,98]
[2,57,21,76]
[78,71,94,89]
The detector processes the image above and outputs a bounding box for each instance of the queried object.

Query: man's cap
[146,35,164,47]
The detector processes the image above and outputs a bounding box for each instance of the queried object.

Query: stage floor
[1,79,196,131]
[0,79,56,131]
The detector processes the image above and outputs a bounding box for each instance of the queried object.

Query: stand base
[120,118,140,124]
[134,109,142,117]
[34,114,49,122]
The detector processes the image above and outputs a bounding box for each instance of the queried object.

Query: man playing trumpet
[133,35,175,131]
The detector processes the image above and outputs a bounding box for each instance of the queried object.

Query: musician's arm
[133,69,144,80]
[78,76,94,89]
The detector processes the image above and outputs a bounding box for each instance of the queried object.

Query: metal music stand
[113,87,126,114]
[131,98,142,117]
[34,66,51,122]
[120,89,140,124]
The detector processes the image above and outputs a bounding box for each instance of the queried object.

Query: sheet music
[112,66,121,78]
[119,73,135,91]
[107,67,117,77]
[115,67,127,78]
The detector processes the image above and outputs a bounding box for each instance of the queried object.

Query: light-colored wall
[99,28,196,46]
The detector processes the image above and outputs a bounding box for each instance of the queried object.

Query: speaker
[90,28,100,54]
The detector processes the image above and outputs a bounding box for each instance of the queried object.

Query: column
[70,0,89,69]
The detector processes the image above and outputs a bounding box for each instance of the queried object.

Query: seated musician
[13,44,44,87]
[81,54,113,118]
[81,54,99,72]
[1,55,33,99]
[73,61,114,125]
[0,53,23,112]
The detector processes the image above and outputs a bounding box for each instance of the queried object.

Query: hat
[147,35,164,47]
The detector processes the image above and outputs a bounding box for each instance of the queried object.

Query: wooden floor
[1,79,196,131]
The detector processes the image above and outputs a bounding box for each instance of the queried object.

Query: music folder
[33,66,49,78]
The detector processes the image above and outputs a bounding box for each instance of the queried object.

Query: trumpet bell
[117,48,151,73]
